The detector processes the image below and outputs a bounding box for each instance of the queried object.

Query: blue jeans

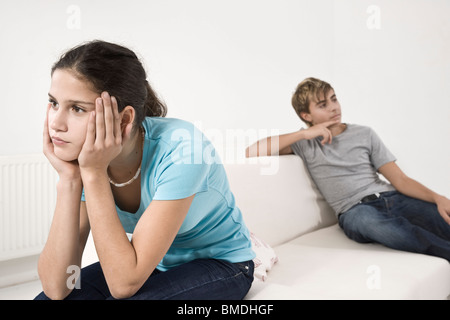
[338,191,450,261]
[34,259,254,300]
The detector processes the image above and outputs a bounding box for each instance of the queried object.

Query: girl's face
[48,69,99,161]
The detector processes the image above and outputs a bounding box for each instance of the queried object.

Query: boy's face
[301,89,341,126]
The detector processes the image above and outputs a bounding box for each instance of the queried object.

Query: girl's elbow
[38,267,72,299]
[108,275,143,299]
[109,283,139,300]
[40,281,72,300]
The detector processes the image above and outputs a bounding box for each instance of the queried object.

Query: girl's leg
[35,259,253,300]
[114,259,254,300]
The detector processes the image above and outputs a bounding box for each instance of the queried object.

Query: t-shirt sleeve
[153,137,210,201]
[369,128,397,170]
[290,129,306,160]
[290,140,302,158]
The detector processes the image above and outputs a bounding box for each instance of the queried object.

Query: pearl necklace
[108,128,145,188]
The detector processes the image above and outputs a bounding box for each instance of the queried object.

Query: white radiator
[0,154,57,262]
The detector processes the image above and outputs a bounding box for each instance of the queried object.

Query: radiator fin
[0,154,57,261]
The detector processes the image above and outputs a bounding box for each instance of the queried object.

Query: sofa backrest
[224,155,337,247]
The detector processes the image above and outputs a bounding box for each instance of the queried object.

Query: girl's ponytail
[144,80,167,118]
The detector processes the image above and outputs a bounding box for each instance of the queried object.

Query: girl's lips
[51,136,68,146]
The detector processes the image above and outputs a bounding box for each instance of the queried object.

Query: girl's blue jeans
[34,258,254,300]
[339,191,450,261]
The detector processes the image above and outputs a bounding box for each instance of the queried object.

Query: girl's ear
[120,106,136,139]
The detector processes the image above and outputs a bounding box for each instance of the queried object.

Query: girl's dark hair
[51,40,167,127]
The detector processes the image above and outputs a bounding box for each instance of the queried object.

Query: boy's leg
[386,192,450,241]
[113,259,254,300]
[339,197,450,261]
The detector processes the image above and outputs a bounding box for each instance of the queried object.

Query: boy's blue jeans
[339,191,450,261]
[34,259,254,300]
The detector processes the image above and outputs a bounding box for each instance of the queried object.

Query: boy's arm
[245,120,338,157]
[379,161,450,224]
[245,131,297,157]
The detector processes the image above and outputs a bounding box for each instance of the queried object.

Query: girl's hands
[43,104,80,181]
[78,92,122,176]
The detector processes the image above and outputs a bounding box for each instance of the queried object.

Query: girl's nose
[49,109,68,132]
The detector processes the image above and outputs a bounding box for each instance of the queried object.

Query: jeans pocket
[235,260,254,278]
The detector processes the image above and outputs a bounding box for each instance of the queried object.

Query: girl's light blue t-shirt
[82,117,255,271]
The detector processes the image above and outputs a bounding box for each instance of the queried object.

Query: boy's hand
[302,120,340,145]
[435,195,450,225]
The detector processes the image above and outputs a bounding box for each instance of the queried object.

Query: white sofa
[82,155,450,300]
[225,155,450,300]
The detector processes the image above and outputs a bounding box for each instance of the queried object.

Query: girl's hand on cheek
[43,104,80,181]
[78,92,123,178]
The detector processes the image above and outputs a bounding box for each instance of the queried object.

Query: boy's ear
[120,106,136,138]
[300,112,312,123]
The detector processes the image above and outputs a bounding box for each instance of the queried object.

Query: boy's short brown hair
[291,77,334,127]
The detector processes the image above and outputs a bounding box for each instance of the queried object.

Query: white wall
[332,0,450,195]
[1,0,448,195]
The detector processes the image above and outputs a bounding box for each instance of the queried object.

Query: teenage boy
[246,77,450,261]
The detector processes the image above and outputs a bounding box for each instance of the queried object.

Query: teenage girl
[35,40,255,300]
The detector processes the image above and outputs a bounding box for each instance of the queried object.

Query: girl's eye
[48,99,59,109]
[71,105,85,113]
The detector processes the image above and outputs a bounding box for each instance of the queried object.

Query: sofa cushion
[250,232,279,281]
[225,155,337,247]
[246,224,450,299]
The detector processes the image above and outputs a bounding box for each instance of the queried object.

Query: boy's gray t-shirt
[290,124,396,215]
